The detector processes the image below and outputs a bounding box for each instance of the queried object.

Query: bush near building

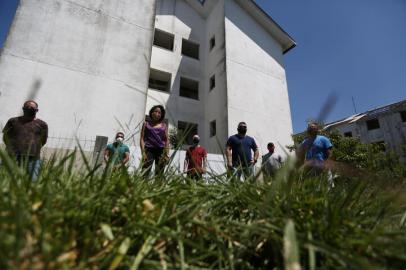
[292,129,406,180]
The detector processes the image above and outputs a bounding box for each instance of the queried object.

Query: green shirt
[106,143,130,164]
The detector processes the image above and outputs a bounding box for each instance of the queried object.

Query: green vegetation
[0,131,405,269]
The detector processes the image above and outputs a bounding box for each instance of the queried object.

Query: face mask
[116,137,124,144]
[238,127,247,134]
[23,107,37,117]
[192,138,199,145]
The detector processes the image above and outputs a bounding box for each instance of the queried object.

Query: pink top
[143,121,167,149]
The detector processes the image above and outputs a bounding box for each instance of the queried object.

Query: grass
[0,149,406,269]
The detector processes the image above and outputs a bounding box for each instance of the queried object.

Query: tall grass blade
[283,220,301,270]
[108,237,131,270]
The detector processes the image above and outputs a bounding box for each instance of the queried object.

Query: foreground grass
[0,151,406,269]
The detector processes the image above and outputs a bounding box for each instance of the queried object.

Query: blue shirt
[300,135,332,163]
[226,134,258,167]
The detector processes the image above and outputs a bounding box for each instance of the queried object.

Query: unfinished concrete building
[324,100,406,157]
[0,0,296,155]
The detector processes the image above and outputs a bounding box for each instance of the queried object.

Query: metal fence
[0,133,229,175]
[45,134,96,152]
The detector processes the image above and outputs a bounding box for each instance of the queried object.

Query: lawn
[0,149,405,269]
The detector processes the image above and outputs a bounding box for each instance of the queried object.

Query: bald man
[3,100,48,180]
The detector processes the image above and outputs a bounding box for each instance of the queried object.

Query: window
[210,120,216,137]
[400,111,406,122]
[366,118,380,130]
[182,39,199,60]
[209,36,215,51]
[344,132,353,137]
[149,69,171,92]
[209,75,215,91]
[178,121,198,145]
[153,29,174,51]
[179,77,199,100]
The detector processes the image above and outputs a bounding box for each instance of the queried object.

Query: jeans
[231,165,254,181]
[142,148,166,177]
[17,155,41,181]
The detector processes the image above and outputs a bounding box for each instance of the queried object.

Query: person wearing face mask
[2,100,48,181]
[104,132,130,169]
[184,134,208,180]
[297,122,333,174]
[225,122,259,181]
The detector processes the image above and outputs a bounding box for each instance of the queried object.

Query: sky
[256,0,406,132]
[1,0,406,133]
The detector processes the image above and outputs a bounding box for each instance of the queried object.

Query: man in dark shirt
[2,100,48,180]
[226,122,259,181]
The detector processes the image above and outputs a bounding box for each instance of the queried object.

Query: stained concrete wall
[1,0,295,160]
[146,0,206,147]
[0,0,156,148]
[147,0,228,154]
[224,0,293,156]
[203,0,228,153]
[334,108,406,157]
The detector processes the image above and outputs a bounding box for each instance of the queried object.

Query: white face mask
[116,137,124,144]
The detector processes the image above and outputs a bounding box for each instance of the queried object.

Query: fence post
[93,136,108,166]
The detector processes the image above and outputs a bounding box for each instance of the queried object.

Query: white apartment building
[0,0,296,155]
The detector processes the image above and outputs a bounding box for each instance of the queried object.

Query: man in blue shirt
[298,122,333,173]
[104,132,130,169]
[226,122,259,180]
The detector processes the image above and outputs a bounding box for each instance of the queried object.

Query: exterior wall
[224,0,293,156]
[335,123,358,138]
[203,0,228,153]
[333,107,406,157]
[147,0,206,146]
[0,0,156,149]
[1,0,295,160]
[126,146,226,176]
[147,0,228,154]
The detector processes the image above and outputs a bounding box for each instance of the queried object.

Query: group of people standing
[104,105,209,179]
[2,101,333,181]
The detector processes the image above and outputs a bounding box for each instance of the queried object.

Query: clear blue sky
[1,0,405,133]
[256,0,406,132]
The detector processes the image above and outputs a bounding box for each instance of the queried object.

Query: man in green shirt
[104,132,130,168]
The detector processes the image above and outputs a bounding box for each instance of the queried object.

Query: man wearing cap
[104,132,130,169]
[226,122,259,180]
[184,134,208,180]
[2,100,48,181]
[262,142,283,177]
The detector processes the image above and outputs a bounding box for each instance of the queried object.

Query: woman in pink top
[140,105,169,176]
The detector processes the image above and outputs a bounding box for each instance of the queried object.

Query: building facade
[0,0,295,155]
[324,100,406,157]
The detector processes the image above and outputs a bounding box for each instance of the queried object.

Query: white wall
[127,146,227,176]
[224,0,293,157]
[0,0,156,147]
[203,0,228,154]
[147,0,206,146]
